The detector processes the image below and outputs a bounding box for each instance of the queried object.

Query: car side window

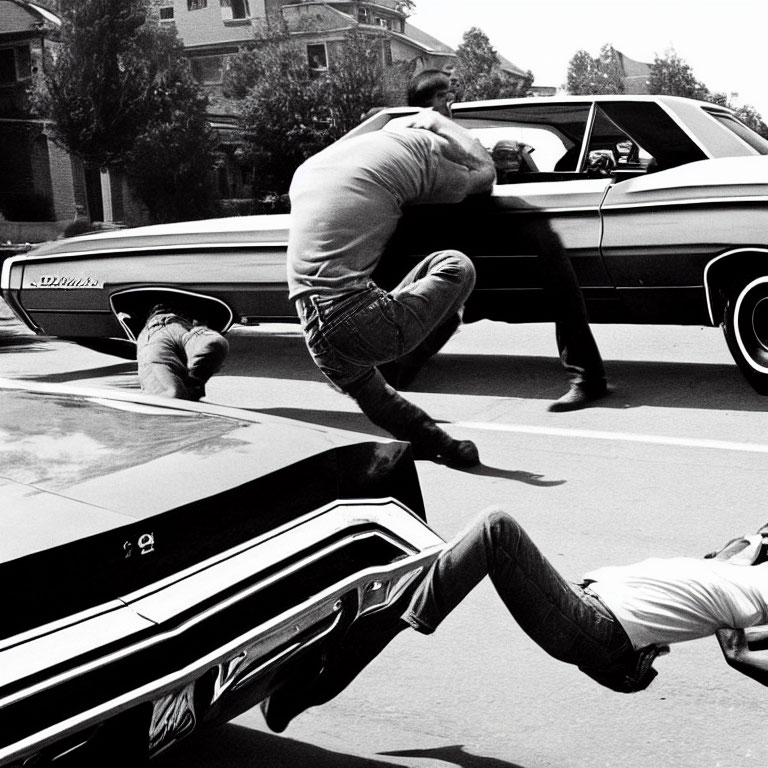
[453,102,592,183]
[585,105,657,177]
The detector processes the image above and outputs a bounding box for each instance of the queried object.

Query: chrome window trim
[601,195,768,212]
[1,240,290,273]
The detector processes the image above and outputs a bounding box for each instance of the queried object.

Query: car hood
[0,380,404,563]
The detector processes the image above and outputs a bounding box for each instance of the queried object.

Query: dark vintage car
[0,378,441,766]
[3,94,768,390]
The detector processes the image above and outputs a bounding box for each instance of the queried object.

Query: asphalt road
[3,302,768,767]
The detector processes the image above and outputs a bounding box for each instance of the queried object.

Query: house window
[375,16,392,29]
[188,0,207,9]
[159,5,174,22]
[0,46,31,83]
[357,7,370,23]
[381,39,392,67]
[0,49,15,84]
[307,43,328,72]
[190,55,226,84]
[220,0,250,20]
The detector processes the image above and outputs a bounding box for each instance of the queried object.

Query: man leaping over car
[286,108,496,467]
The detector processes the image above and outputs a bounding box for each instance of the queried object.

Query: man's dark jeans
[294,249,476,454]
[137,313,229,400]
[404,507,657,691]
[295,249,475,394]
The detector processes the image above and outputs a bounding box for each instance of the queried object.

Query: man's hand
[717,627,768,686]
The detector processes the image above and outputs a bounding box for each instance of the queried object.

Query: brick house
[152,0,477,200]
[153,0,528,200]
[3,1,530,229]
[0,0,76,234]
[0,0,149,234]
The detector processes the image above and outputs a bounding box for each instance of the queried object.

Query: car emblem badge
[30,274,103,289]
[124,532,156,558]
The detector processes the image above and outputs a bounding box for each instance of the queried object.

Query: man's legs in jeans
[182,326,229,400]
[350,370,478,466]
[137,321,192,399]
[379,250,475,389]
[137,315,228,401]
[404,507,663,692]
[297,250,480,466]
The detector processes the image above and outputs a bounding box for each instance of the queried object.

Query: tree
[454,27,533,101]
[566,44,623,95]
[33,0,217,223]
[646,49,767,138]
[227,28,332,195]
[325,30,385,136]
[734,104,768,139]
[647,48,708,100]
[32,0,152,167]
[227,26,394,195]
[123,29,219,223]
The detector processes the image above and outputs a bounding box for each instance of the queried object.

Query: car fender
[109,287,235,341]
[703,247,768,325]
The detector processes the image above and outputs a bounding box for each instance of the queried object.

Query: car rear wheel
[722,277,768,395]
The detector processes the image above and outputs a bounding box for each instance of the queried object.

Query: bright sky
[408,0,768,120]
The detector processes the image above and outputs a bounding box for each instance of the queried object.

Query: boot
[352,373,479,467]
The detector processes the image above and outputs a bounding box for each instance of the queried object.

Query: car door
[596,99,715,325]
[381,99,617,324]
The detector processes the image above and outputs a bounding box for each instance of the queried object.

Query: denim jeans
[404,508,639,683]
[136,313,229,401]
[295,250,475,394]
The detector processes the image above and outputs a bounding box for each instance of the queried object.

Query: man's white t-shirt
[584,557,768,649]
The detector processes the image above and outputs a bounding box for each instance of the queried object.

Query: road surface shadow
[381,745,527,768]
[154,725,530,768]
[225,332,765,412]
[0,321,48,352]
[253,407,565,485]
[17,361,138,384]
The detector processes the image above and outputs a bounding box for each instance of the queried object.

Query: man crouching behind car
[137,303,229,401]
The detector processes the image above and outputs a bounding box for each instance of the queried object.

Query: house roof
[498,52,526,78]
[0,0,61,34]
[402,22,455,55]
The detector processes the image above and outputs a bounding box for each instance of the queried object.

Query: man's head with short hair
[407,69,454,117]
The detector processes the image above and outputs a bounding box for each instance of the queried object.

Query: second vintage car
[0,378,441,766]
[3,94,768,390]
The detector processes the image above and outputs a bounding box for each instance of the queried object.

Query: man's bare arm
[386,110,495,173]
[717,627,768,686]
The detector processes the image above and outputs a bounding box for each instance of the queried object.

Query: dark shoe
[260,577,420,732]
[411,436,480,468]
[259,642,333,734]
[548,382,609,412]
[439,439,480,468]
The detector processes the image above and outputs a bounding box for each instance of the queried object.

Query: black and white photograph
[2,0,768,765]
